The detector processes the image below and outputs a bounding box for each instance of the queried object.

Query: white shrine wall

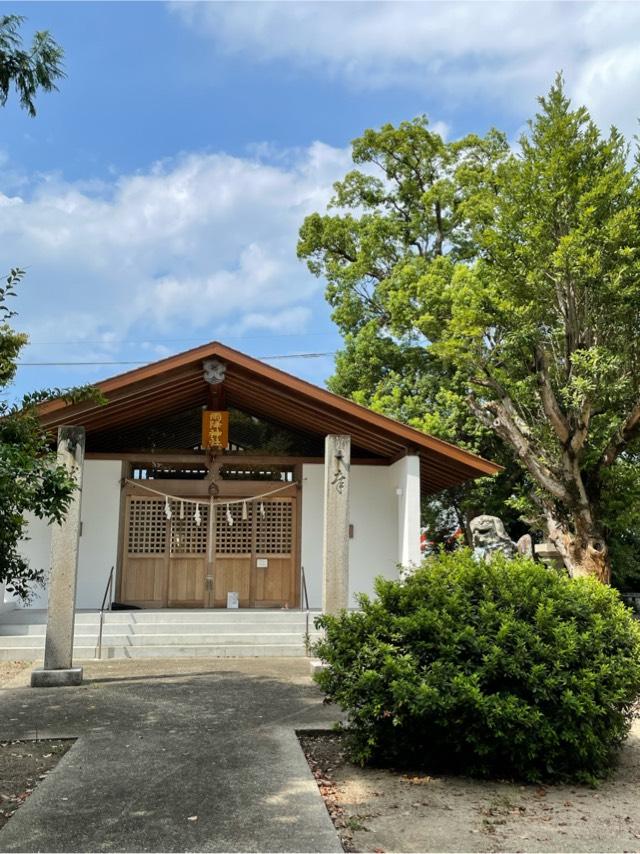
[5,456,422,612]
[6,460,122,611]
[301,457,421,608]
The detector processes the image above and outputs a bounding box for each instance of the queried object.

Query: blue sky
[2,1,639,400]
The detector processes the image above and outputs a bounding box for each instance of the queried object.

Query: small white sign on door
[256,558,269,568]
[227,591,239,609]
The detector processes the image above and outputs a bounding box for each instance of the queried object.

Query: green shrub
[313,550,640,783]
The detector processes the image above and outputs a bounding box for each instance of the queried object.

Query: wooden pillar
[31,426,85,688]
[322,434,351,614]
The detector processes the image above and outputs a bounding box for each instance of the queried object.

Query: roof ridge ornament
[203,359,226,385]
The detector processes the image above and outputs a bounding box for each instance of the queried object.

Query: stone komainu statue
[470,514,533,562]
[399,515,534,581]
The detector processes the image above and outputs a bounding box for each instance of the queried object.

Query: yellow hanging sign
[201,410,229,449]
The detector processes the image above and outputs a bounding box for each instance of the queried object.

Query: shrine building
[6,341,499,617]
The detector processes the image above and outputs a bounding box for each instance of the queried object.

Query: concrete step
[0,630,320,648]
[96,643,309,659]
[0,621,317,636]
[100,610,319,621]
[0,609,324,660]
[2,609,319,623]
[0,643,309,661]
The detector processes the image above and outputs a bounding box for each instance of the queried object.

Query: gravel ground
[0,739,73,832]
[0,661,74,832]
[300,723,640,854]
[0,662,32,689]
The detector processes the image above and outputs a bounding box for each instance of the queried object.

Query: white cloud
[0,143,352,378]
[214,306,314,339]
[573,44,640,140]
[171,1,640,137]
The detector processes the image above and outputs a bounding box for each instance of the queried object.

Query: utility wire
[17,351,336,367]
[24,332,337,346]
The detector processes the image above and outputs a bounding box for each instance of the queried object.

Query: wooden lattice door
[213,497,297,608]
[167,499,209,607]
[254,498,296,607]
[121,491,297,609]
[213,502,253,607]
[122,496,169,607]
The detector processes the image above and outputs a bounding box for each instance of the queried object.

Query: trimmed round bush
[313,550,640,783]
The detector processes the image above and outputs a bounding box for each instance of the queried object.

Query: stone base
[309,658,327,677]
[534,542,565,570]
[31,666,83,688]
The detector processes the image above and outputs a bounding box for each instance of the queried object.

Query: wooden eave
[36,341,501,495]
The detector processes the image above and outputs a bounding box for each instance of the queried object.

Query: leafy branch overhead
[0,15,64,117]
[299,76,640,583]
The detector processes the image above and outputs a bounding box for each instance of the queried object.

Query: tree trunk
[545,513,611,584]
[564,535,611,583]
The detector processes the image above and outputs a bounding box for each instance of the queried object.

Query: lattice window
[131,464,208,481]
[127,498,167,555]
[220,465,294,482]
[215,502,253,555]
[170,500,209,554]
[256,500,293,555]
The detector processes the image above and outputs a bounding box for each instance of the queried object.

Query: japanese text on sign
[201,410,229,449]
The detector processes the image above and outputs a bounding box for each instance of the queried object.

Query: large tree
[299,79,640,583]
[298,115,524,543]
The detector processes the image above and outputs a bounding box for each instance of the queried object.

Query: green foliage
[609,530,640,593]
[0,271,102,600]
[0,407,74,600]
[0,15,64,117]
[599,459,640,590]
[298,115,525,544]
[314,551,640,783]
[228,408,305,455]
[299,78,640,579]
[430,81,640,443]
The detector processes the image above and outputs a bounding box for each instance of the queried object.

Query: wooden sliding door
[120,490,297,608]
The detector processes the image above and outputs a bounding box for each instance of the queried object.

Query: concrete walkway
[0,658,343,853]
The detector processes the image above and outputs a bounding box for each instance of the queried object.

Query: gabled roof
[37,341,501,494]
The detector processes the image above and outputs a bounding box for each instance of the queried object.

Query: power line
[23,332,338,346]
[18,361,165,366]
[17,352,337,367]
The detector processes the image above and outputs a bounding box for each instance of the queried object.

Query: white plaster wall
[5,460,122,611]
[348,465,399,605]
[301,463,400,608]
[7,456,420,613]
[5,512,52,610]
[76,460,122,608]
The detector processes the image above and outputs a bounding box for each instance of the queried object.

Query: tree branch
[598,399,640,468]
[468,392,572,504]
[569,398,591,455]
[534,345,570,445]
[474,370,535,442]
[434,200,444,256]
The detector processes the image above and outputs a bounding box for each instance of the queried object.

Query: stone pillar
[322,434,351,614]
[31,426,85,688]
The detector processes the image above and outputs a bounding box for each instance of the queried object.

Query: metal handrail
[96,566,114,660]
[301,565,311,653]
